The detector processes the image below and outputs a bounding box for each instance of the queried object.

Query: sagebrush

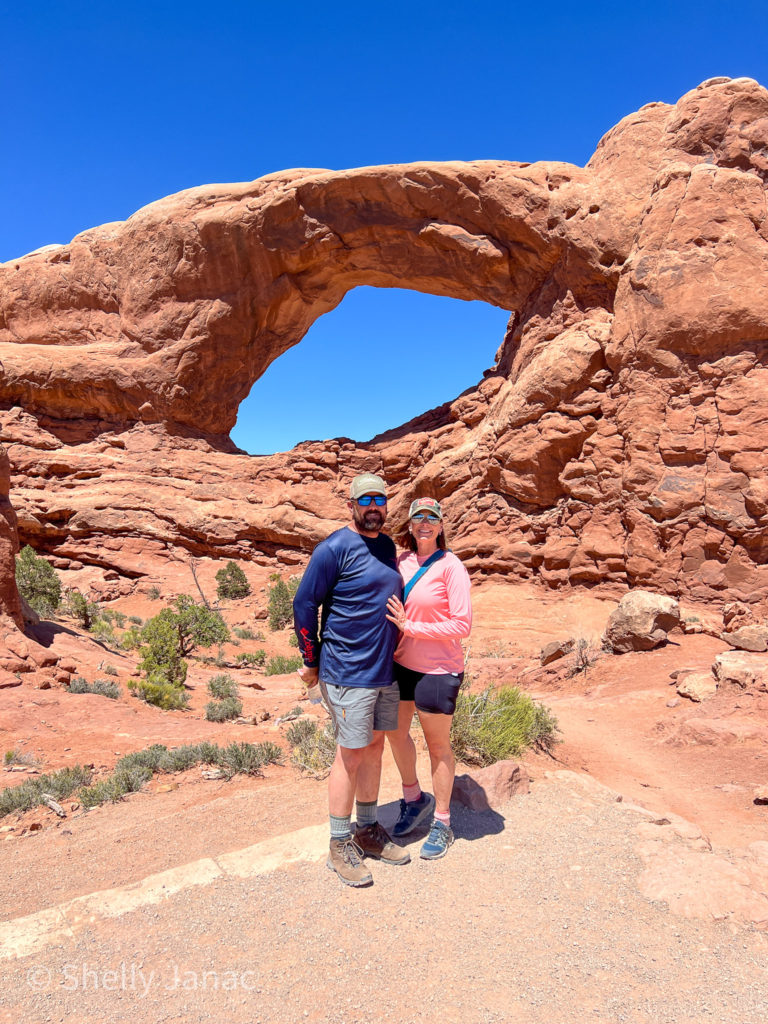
[0,741,284,819]
[285,717,336,777]
[450,684,559,766]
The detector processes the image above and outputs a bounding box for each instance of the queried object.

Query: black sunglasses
[356,495,387,507]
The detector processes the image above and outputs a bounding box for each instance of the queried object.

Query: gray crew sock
[330,814,352,842]
[355,800,378,829]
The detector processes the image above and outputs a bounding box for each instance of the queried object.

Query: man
[293,472,408,887]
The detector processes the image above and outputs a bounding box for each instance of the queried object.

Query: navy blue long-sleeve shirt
[293,527,402,687]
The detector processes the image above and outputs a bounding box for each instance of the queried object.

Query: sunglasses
[356,495,387,507]
[411,513,440,523]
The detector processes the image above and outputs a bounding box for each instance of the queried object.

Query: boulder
[675,670,717,702]
[452,760,530,811]
[602,591,681,654]
[540,639,575,666]
[721,624,768,652]
[712,651,768,693]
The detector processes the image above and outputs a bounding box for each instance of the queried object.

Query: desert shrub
[286,718,336,777]
[120,626,142,651]
[100,663,118,676]
[233,627,259,640]
[68,677,120,700]
[128,678,190,711]
[61,589,99,629]
[90,618,116,644]
[101,609,127,628]
[175,595,230,652]
[205,697,243,722]
[265,654,302,676]
[0,765,92,819]
[129,615,143,625]
[207,674,238,699]
[567,637,599,677]
[267,578,293,631]
[160,745,206,772]
[235,652,263,668]
[137,609,188,686]
[216,740,282,778]
[15,545,61,617]
[288,633,299,648]
[0,739,288,819]
[3,749,40,768]
[146,586,161,600]
[92,678,120,698]
[80,764,153,807]
[215,561,251,600]
[450,684,559,766]
[117,744,170,773]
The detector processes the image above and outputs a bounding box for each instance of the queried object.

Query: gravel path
[2,771,766,1024]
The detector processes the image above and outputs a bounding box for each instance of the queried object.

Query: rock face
[2,77,768,603]
[0,447,22,630]
[603,590,681,653]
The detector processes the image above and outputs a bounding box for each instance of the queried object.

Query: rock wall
[0,446,23,631]
[1,77,768,605]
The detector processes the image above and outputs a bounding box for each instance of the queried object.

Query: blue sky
[3,1,767,453]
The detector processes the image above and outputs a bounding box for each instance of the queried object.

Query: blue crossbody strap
[402,550,446,604]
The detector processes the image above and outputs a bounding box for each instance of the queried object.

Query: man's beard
[354,507,384,533]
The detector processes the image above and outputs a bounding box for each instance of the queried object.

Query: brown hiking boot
[354,822,411,865]
[327,837,373,887]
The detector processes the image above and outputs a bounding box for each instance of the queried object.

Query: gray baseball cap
[349,473,388,500]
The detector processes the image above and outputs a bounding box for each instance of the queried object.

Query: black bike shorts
[394,664,464,716]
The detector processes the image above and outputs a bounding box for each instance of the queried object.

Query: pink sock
[435,809,451,828]
[403,782,421,803]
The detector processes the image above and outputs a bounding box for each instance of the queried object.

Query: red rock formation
[1,76,768,605]
[0,447,23,632]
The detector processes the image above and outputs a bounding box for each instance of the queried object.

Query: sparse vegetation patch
[0,740,284,819]
[265,654,302,676]
[205,697,243,722]
[68,677,120,700]
[450,684,559,766]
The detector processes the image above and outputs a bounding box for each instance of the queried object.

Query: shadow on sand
[378,796,505,846]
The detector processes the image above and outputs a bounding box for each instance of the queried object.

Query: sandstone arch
[2,76,768,607]
[0,158,620,441]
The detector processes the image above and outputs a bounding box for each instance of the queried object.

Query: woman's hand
[386,594,407,631]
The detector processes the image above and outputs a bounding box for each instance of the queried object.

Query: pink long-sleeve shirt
[394,550,472,674]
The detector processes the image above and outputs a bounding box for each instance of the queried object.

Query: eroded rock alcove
[2,76,768,613]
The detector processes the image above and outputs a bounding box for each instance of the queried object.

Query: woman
[385,497,472,860]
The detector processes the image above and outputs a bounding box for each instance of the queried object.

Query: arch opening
[231,286,511,455]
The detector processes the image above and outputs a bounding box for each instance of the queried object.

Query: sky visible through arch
[3,0,767,453]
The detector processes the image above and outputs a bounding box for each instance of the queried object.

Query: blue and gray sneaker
[392,792,435,837]
[420,820,454,860]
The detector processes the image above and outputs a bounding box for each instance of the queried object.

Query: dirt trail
[2,580,767,1021]
[2,765,767,1024]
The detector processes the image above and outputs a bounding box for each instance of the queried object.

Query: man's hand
[298,665,319,684]
[386,594,407,631]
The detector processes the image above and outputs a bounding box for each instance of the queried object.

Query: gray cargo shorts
[319,680,399,750]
